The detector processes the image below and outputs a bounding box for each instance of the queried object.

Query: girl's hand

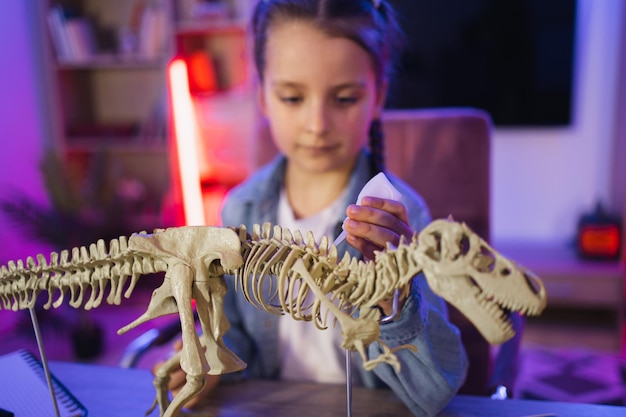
[342,196,413,316]
[151,339,220,408]
[343,196,413,259]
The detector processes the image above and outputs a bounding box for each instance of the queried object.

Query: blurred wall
[492,0,625,245]
[0,0,53,262]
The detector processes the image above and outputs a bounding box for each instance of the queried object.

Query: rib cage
[230,223,349,328]
[227,223,420,331]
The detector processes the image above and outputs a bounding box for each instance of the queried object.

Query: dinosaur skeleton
[0,219,546,417]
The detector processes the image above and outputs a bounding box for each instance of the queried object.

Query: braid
[368,118,386,175]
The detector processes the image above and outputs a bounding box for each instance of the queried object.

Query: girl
[162,1,468,415]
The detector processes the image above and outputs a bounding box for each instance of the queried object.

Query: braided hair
[251,0,405,176]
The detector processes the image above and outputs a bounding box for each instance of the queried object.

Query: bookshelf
[38,0,175,230]
[39,0,258,228]
[43,0,172,150]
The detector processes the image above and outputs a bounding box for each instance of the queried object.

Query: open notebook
[0,350,87,417]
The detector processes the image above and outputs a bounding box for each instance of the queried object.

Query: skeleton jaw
[419,220,547,345]
[467,257,547,344]
[426,275,512,344]
[429,268,546,345]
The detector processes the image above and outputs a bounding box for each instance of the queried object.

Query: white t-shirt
[277,187,351,383]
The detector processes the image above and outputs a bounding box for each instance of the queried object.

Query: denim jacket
[220,150,468,416]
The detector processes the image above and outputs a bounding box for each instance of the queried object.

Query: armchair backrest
[382,108,491,242]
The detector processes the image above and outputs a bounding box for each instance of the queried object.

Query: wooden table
[49,361,626,417]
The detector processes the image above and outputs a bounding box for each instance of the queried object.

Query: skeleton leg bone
[117,263,208,417]
[160,263,208,417]
[193,278,246,374]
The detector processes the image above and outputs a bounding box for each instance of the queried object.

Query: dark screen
[385,0,577,127]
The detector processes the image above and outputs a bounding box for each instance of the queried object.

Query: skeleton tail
[0,232,168,312]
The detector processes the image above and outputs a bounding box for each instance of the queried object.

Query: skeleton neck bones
[0,219,546,417]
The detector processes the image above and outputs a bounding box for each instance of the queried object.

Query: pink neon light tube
[168,58,205,226]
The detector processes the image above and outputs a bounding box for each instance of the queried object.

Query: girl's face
[258,21,386,176]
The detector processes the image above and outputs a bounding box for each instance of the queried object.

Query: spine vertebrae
[0,233,167,312]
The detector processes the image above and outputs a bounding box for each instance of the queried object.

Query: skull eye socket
[459,235,470,256]
[422,231,442,260]
[472,246,496,272]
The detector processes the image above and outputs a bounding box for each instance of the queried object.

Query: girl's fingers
[153,364,220,408]
[167,368,188,391]
[171,374,220,408]
[172,339,183,351]
[151,339,217,408]
[358,196,410,223]
[344,197,412,250]
[344,219,399,249]
[345,233,381,260]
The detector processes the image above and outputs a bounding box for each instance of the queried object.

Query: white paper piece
[333,172,402,246]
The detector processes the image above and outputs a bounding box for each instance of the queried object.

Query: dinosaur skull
[418,220,546,344]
